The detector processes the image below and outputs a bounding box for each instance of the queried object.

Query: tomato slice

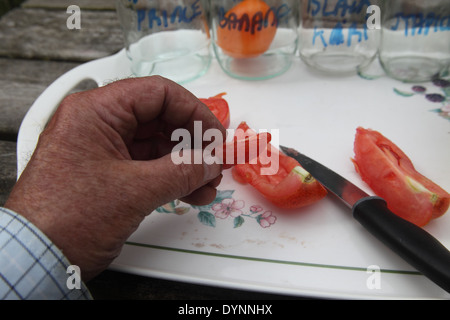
[220,131,272,169]
[199,93,231,129]
[352,127,450,226]
[231,122,327,209]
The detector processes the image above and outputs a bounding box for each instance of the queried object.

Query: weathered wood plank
[0,58,98,140]
[0,8,123,61]
[0,0,24,16]
[0,140,17,206]
[22,0,116,10]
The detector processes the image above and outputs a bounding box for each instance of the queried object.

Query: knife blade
[280,145,450,293]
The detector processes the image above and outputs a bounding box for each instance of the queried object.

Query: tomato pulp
[352,127,450,226]
[220,131,272,169]
[231,122,327,209]
[199,93,231,129]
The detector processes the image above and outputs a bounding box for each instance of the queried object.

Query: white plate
[17,49,450,299]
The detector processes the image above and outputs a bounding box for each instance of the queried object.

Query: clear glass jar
[115,0,212,84]
[298,0,381,75]
[379,0,450,82]
[209,0,299,80]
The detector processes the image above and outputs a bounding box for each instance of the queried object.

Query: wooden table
[0,0,297,300]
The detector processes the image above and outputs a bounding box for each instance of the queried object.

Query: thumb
[132,150,223,209]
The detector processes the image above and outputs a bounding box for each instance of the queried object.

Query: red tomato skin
[232,122,327,210]
[352,127,450,227]
[199,93,231,129]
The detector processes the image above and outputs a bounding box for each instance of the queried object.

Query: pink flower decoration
[249,205,264,214]
[258,211,277,228]
[212,199,245,219]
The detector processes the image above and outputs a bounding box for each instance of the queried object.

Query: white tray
[17,49,450,299]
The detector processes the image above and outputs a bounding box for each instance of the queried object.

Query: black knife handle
[352,197,450,293]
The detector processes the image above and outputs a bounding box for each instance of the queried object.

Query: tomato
[200,93,231,129]
[231,122,327,209]
[216,0,277,59]
[352,127,450,227]
[220,131,271,169]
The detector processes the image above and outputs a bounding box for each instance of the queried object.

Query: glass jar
[379,0,450,82]
[116,0,212,84]
[298,0,381,74]
[209,0,299,80]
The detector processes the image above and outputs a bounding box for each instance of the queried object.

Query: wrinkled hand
[5,76,225,281]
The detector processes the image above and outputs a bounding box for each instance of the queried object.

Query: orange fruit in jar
[216,0,277,59]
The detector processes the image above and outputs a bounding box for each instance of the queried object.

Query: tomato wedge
[231,122,327,209]
[352,127,450,227]
[220,131,272,169]
[200,93,231,129]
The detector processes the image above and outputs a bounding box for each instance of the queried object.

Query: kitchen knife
[280,145,450,293]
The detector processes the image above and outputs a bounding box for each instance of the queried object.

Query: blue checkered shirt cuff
[0,207,92,300]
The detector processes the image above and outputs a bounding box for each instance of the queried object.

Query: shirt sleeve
[0,207,92,300]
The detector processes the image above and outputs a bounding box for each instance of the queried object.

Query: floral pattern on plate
[359,68,450,121]
[392,78,450,121]
[156,190,277,229]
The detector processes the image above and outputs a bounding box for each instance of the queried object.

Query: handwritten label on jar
[218,3,291,34]
[389,13,450,36]
[307,0,372,17]
[307,0,374,48]
[135,0,203,31]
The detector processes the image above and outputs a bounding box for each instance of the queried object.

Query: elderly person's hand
[5,76,225,281]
